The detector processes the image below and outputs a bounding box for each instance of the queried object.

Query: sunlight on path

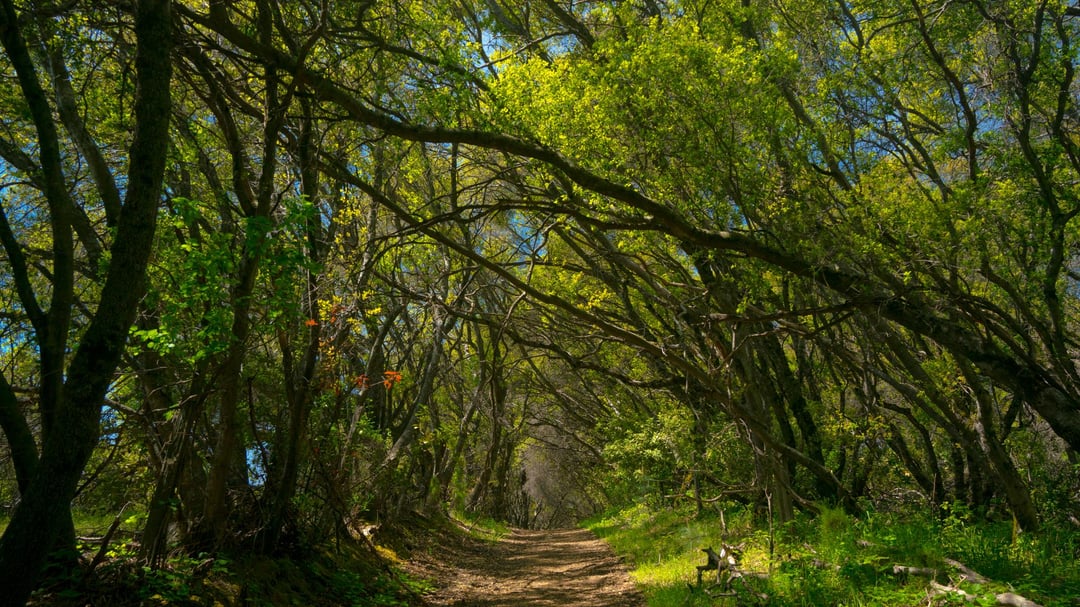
[426,527,645,607]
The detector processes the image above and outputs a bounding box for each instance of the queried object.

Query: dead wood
[692,544,768,602]
[812,558,841,571]
[930,580,976,602]
[853,555,1049,607]
[939,560,1042,607]
[75,536,107,545]
[944,558,989,584]
[892,564,943,581]
[928,581,1044,607]
[696,545,740,586]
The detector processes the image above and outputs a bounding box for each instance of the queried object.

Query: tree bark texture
[0,0,171,604]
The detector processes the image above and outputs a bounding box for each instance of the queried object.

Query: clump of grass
[585,503,749,606]
[449,509,510,541]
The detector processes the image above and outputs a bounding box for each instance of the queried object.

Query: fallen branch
[76,536,107,545]
[930,580,975,602]
[944,558,989,584]
[891,560,1044,607]
[812,558,841,572]
[940,560,1042,607]
[928,582,1044,607]
[890,560,991,586]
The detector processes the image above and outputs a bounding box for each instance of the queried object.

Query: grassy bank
[585,502,1080,606]
[4,506,521,606]
[19,509,434,607]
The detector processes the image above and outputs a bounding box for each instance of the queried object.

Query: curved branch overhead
[3,3,1080,599]
[178,0,1080,456]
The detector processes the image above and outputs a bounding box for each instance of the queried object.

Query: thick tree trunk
[0,376,37,492]
[0,1,171,603]
[467,327,505,512]
[0,448,89,607]
[882,404,945,506]
[950,443,968,506]
[260,108,322,553]
[260,325,318,551]
[763,334,831,500]
[437,396,479,503]
[140,393,206,565]
[886,424,936,500]
[198,3,285,547]
[201,341,253,547]
[960,362,1040,531]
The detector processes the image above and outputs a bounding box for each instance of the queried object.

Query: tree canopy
[2,0,1080,604]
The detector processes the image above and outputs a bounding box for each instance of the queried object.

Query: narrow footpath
[417,527,646,607]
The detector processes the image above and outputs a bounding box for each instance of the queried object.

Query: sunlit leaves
[491,12,783,230]
[142,198,236,364]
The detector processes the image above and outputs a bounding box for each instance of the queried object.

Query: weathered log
[75,536,107,545]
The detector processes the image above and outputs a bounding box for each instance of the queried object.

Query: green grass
[449,509,511,542]
[584,501,1080,607]
[0,510,141,550]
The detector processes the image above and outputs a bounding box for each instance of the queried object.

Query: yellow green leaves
[493,54,611,160]
[129,326,176,355]
[490,11,784,230]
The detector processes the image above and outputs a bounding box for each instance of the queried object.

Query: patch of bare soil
[408,526,646,607]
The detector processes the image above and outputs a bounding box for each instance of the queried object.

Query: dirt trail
[417,527,646,607]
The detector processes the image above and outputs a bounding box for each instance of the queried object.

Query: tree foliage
[2,0,1080,603]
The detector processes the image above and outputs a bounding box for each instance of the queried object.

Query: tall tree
[0,0,172,603]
